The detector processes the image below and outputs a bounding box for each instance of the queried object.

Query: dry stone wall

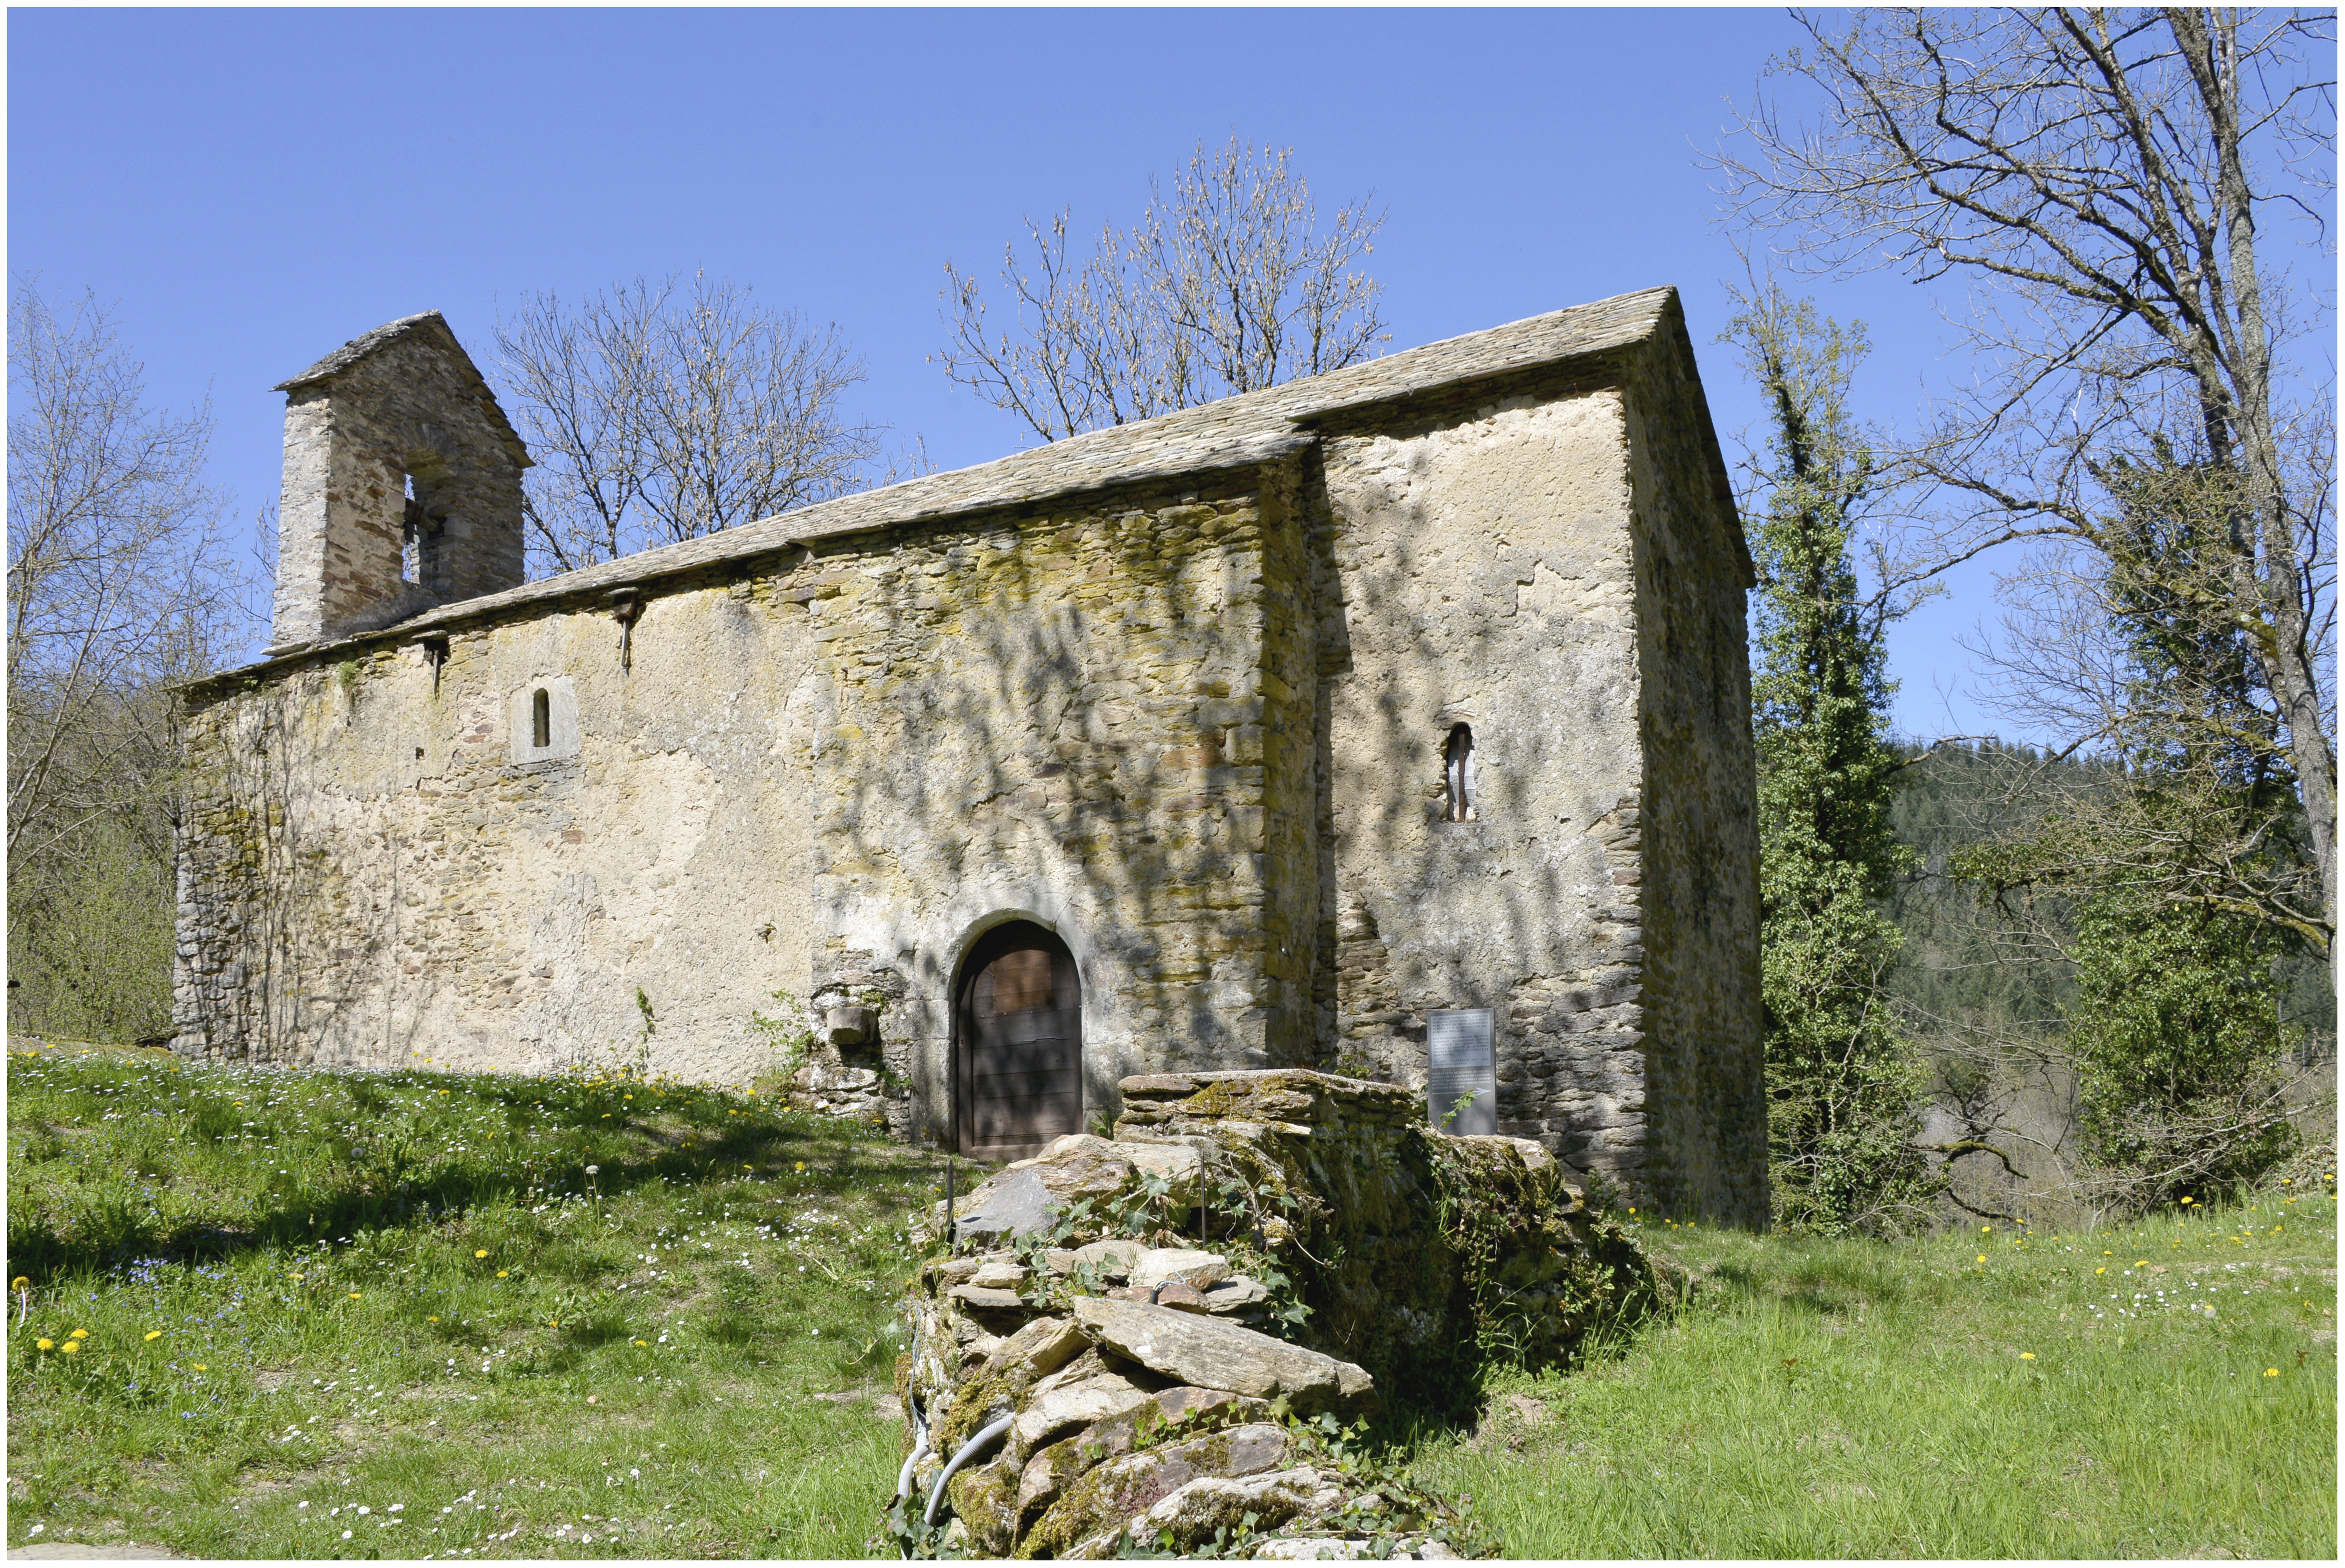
[889,1069,1671,1557]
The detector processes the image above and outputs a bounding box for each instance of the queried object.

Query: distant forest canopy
[1884,739,2336,1054]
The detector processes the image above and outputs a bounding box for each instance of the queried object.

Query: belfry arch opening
[952,920,1082,1159]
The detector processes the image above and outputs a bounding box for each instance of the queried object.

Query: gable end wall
[1620,330,1766,1225]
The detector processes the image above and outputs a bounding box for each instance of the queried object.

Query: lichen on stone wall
[1111,1070,1673,1401]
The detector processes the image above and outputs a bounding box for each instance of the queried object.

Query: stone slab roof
[274,309,531,469]
[201,285,1735,689]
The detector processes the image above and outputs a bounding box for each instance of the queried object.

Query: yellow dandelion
[633,1339,648,1347]
[428,1316,439,1323]
[795,1162,805,1172]
[476,1249,489,1259]
[348,1292,361,1300]
[35,1338,53,1351]
[68,1328,87,1339]
[2264,1368,2279,1377]
[2020,1352,2036,1360]
[60,1341,80,1355]
[1976,1254,1987,1264]
[192,1363,206,1371]
[497,1270,510,1278]
[11,1276,27,1290]
[2096,1266,2106,1274]
[2136,1260,2148,1267]
[144,1330,162,1342]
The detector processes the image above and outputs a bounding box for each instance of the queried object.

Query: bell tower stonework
[267,311,531,652]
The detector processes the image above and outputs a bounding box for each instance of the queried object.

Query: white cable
[923,1413,1014,1527]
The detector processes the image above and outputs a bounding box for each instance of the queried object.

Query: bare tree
[493,272,886,577]
[937,136,1389,442]
[1718,8,2339,937]
[8,277,255,1040]
[7,278,245,864]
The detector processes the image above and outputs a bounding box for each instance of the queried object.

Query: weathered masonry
[174,288,1766,1222]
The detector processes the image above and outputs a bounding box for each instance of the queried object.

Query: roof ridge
[207,286,1699,685]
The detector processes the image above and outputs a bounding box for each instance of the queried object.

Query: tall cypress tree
[1725,286,1930,1232]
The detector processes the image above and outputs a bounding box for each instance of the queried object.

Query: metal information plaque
[1426,1008,1497,1135]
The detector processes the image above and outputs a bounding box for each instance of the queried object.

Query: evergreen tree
[1726,286,1932,1232]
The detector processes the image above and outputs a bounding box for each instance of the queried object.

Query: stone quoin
[172,286,1767,1223]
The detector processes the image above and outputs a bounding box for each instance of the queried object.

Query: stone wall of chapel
[176,471,1317,1141]
[1318,385,1654,1187]
[1620,348,1767,1227]
[178,573,819,1083]
[794,469,1316,1137]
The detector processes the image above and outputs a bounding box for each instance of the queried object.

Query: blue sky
[14,8,2313,741]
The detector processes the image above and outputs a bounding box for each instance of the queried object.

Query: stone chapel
[173,287,1766,1222]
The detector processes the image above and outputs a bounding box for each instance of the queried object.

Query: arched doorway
[953,921,1082,1159]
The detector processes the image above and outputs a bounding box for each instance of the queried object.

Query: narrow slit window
[400,473,423,585]
[1444,723,1477,822]
[531,688,551,750]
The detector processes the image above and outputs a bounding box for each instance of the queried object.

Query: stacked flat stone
[1100,1069,1664,1393]
[899,1172,1463,1557]
[891,1069,1672,1557]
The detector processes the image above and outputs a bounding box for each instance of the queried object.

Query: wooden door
[955,922,1082,1159]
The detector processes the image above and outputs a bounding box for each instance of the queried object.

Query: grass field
[6,1040,945,1558]
[8,1040,2336,1559]
[1413,1189,2339,1559]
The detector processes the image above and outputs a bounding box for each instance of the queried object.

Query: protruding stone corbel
[824,1005,878,1047]
[417,634,450,695]
[607,588,643,672]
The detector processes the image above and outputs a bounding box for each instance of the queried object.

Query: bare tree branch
[493,272,887,577]
[1717,7,2339,937]
[7,277,247,861]
[935,137,1389,443]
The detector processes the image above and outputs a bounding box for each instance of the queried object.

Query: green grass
[6,1039,949,1559]
[1409,1191,2339,1558]
[10,1040,2336,1559]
